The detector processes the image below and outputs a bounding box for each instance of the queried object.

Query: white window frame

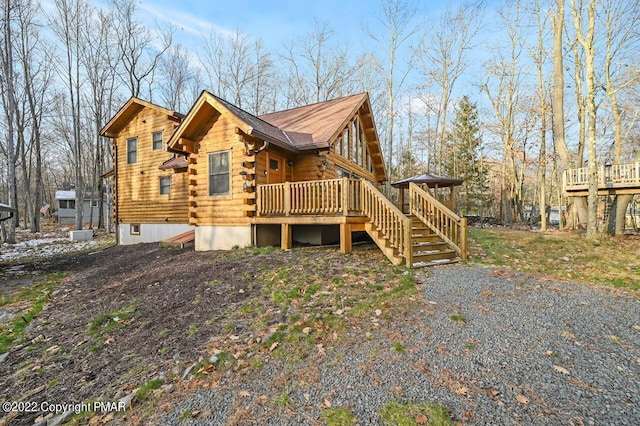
[152,131,163,150]
[208,150,231,196]
[127,137,137,164]
[159,176,171,195]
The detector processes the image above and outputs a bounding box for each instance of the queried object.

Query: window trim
[208,150,231,197]
[152,131,163,151]
[159,176,171,195]
[130,224,140,235]
[126,137,138,164]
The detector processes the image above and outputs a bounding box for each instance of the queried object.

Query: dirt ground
[0,240,403,425]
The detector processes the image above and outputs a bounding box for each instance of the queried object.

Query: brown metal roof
[259,93,367,150]
[164,91,385,181]
[392,173,463,188]
[208,92,295,150]
[159,156,189,171]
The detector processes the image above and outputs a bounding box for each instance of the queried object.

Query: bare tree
[109,0,172,99]
[14,0,53,232]
[414,0,485,174]
[481,0,528,223]
[247,38,276,115]
[199,30,276,114]
[199,29,226,98]
[80,5,119,228]
[530,0,551,231]
[600,0,640,234]
[48,0,90,230]
[158,44,194,112]
[0,0,21,241]
[282,20,359,107]
[571,0,598,237]
[367,0,418,195]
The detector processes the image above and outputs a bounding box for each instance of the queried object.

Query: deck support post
[340,223,352,254]
[284,182,291,216]
[460,218,468,261]
[281,223,292,250]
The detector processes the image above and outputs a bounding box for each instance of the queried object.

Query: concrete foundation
[118,223,193,245]
[195,225,252,250]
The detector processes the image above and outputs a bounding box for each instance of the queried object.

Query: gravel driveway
[159,264,640,425]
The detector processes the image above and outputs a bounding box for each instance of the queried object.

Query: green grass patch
[135,379,164,401]
[470,227,640,291]
[449,315,466,323]
[392,342,406,353]
[87,303,138,340]
[379,400,453,426]
[0,273,64,353]
[322,407,357,426]
[187,323,198,338]
[251,245,277,255]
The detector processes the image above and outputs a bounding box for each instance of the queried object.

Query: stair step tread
[412,258,460,268]
[412,250,457,262]
[413,244,448,252]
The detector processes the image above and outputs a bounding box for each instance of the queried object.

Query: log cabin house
[100,98,189,244]
[101,92,468,267]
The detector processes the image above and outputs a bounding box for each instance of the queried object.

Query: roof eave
[248,128,300,153]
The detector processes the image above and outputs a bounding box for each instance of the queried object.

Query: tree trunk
[551,0,567,165]
[606,194,631,235]
[1,0,18,242]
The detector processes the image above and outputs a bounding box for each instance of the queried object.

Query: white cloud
[137,2,234,38]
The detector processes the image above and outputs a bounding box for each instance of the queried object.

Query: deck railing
[361,180,412,263]
[256,178,361,216]
[409,182,467,260]
[563,162,640,190]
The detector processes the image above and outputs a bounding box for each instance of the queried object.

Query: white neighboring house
[54,190,107,226]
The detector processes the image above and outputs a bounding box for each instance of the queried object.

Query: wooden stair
[409,215,459,268]
[160,230,195,249]
[360,180,466,268]
[364,222,405,266]
[364,215,460,268]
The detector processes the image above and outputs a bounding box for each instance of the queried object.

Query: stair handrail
[361,180,412,265]
[409,182,467,260]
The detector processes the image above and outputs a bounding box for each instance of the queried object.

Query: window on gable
[127,138,137,164]
[152,131,163,150]
[159,176,171,195]
[209,151,230,196]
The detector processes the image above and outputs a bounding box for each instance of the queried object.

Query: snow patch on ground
[1,239,100,262]
[1,226,109,263]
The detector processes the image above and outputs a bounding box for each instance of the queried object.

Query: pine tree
[446,95,490,216]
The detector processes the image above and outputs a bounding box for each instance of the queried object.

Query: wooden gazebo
[392,173,463,213]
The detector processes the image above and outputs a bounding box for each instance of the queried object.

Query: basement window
[130,224,140,235]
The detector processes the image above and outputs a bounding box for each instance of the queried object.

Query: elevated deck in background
[563,162,640,196]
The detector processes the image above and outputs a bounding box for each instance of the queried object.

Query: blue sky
[133,0,464,55]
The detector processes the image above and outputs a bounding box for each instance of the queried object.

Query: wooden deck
[563,162,640,196]
[254,178,467,267]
